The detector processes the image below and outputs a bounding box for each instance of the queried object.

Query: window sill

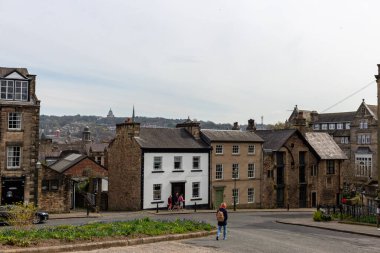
[215,153,224,156]
[232,153,240,156]
[191,169,202,172]
[7,129,23,132]
[152,170,164,173]
[172,170,184,173]
[190,198,202,201]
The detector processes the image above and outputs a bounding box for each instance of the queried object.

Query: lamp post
[233,167,237,211]
[34,161,41,207]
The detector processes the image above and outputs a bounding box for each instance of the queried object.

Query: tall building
[0,67,40,205]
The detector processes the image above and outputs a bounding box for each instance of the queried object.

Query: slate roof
[50,153,86,173]
[85,143,109,153]
[0,67,29,77]
[201,129,264,143]
[314,112,355,123]
[305,132,347,160]
[135,128,209,150]
[255,129,298,151]
[366,104,378,121]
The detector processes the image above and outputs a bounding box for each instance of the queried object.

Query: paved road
[69,211,380,253]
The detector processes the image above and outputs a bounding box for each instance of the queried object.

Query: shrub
[313,210,331,222]
[6,203,37,228]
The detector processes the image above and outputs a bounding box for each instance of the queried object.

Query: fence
[318,204,378,224]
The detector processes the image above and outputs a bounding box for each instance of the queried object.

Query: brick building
[0,67,40,205]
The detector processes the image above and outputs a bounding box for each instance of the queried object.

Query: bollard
[156,203,159,213]
[194,202,197,212]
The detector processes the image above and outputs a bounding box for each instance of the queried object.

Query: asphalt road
[44,211,380,252]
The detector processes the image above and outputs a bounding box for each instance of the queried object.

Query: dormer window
[1,73,29,101]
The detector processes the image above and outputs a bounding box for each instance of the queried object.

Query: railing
[318,204,378,224]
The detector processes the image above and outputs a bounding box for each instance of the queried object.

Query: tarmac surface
[3,208,380,252]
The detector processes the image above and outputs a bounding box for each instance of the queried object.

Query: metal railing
[318,204,377,224]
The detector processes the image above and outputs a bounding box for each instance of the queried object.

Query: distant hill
[39,115,236,142]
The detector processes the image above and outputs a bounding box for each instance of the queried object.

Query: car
[0,205,49,225]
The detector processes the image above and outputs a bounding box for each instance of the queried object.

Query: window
[153,184,161,200]
[341,137,349,144]
[8,112,21,130]
[42,180,49,191]
[50,180,59,190]
[248,188,255,203]
[321,124,327,130]
[345,123,350,129]
[215,145,223,154]
[232,189,239,204]
[329,124,335,130]
[7,146,21,169]
[267,170,273,178]
[355,154,372,177]
[174,156,182,170]
[248,163,255,178]
[337,123,343,130]
[326,160,335,175]
[248,145,255,154]
[192,156,200,170]
[360,120,368,129]
[0,80,28,101]
[232,145,240,154]
[358,134,371,144]
[216,164,223,179]
[232,164,239,179]
[192,182,200,198]
[95,156,102,164]
[41,180,59,191]
[153,157,162,170]
[313,124,320,130]
[311,164,318,176]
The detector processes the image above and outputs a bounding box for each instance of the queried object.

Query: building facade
[0,67,40,205]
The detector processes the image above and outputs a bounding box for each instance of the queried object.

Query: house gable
[4,71,28,80]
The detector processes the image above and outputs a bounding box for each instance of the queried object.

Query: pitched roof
[366,104,378,121]
[85,143,109,153]
[314,112,355,123]
[50,153,86,173]
[0,67,29,78]
[135,128,209,150]
[201,129,263,143]
[305,132,347,160]
[255,129,297,151]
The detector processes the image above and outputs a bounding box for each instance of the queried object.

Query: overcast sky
[1,0,380,124]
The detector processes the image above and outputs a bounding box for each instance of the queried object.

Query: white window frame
[360,119,368,129]
[8,112,22,130]
[248,163,255,178]
[248,145,255,154]
[0,80,28,101]
[313,124,320,130]
[329,123,335,130]
[192,182,200,198]
[153,156,162,170]
[174,156,182,170]
[153,184,162,200]
[345,123,350,129]
[232,163,239,179]
[7,146,21,169]
[355,154,372,177]
[216,164,223,180]
[248,188,255,203]
[232,188,239,204]
[337,123,343,130]
[321,124,328,130]
[192,156,200,170]
[215,145,223,154]
[232,145,240,154]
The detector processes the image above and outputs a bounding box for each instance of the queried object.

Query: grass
[0,217,214,247]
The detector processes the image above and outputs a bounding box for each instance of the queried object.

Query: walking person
[167,195,173,211]
[173,192,179,211]
[178,194,184,210]
[216,202,228,240]
[377,203,380,230]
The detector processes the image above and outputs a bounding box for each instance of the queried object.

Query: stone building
[107,118,210,211]
[201,120,264,209]
[0,67,40,205]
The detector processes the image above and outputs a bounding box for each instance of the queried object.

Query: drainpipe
[260,144,263,208]
[376,65,380,201]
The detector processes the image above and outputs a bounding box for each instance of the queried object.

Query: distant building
[107,108,115,118]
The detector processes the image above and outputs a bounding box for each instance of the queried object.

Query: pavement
[4,208,380,253]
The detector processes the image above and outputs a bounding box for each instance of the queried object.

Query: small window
[8,112,21,130]
[215,145,223,154]
[248,188,254,203]
[174,156,182,170]
[313,124,320,130]
[232,145,240,154]
[153,184,161,200]
[248,145,255,154]
[327,160,335,175]
[321,124,328,130]
[42,180,49,191]
[345,123,350,129]
[192,156,200,169]
[216,164,223,180]
[337,123,343,130]
[329,124,335,130]
[153,157,162,170]
[232,164,239,179]
[7,146,21,169]
[248,163,255,178]
[311,164,318,176]
[232,188,239,204]
[192,182,200,198]
[50,180,59,191]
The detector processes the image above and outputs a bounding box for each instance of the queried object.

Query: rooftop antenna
[132,105,135,122]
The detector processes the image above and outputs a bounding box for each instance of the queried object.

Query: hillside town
[1,66,379,215]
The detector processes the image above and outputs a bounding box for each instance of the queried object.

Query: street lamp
[233,167,237,211]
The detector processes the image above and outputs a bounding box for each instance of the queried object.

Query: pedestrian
[178,194,184,210]
[216,202,228,240]
[167,195,172,211]
[376,203,380,230]
[173,192,179,211]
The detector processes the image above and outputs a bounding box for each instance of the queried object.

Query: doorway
[214,188,224,209]
[311,192,317,208]
[1,177,25,205]
[171,182,185,207]
[299,185,307,208]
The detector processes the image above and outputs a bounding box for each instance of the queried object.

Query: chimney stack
[232,122,240,130]
[176,117,201,139]
[246,119,256,131]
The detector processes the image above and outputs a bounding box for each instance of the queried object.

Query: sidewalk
[148,208,315,215]
[49,210,102,220]
[276,217,380,238]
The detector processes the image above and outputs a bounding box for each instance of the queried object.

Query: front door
[1,177,25,205]
[215,188,224,209]
[311,192,317,208]
[299,185,307,208]
[171,182,185,206]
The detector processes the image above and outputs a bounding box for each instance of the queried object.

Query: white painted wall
[143,152,209,209]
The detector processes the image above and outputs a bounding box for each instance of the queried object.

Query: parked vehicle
[0,205,49,225]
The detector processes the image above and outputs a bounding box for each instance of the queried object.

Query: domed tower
[82,126,91,143]
[107,108,115,118]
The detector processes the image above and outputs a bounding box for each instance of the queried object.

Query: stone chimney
[246,119,256,131]
[232,122,240,130]
[176,117,200,139]
[293,111,306,134]
[116,118,140,138]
